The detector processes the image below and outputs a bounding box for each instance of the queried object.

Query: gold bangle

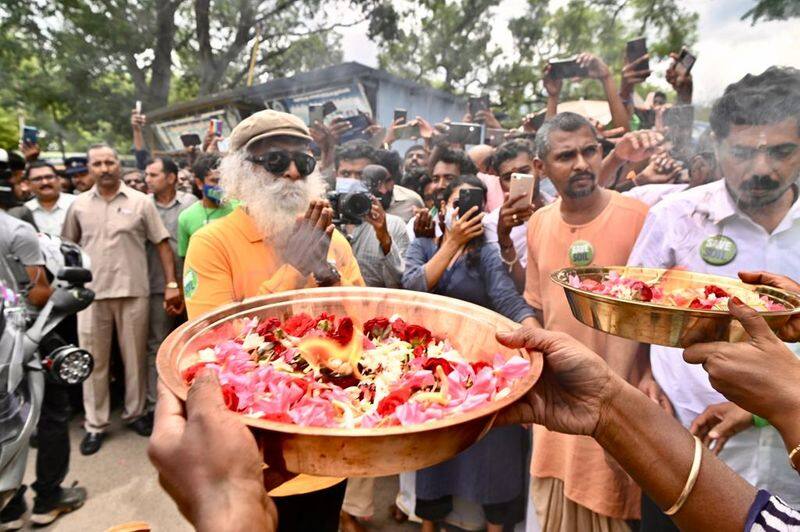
[789,443,800,471]
[664,436,703,516]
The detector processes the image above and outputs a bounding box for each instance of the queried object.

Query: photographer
[371,148,424,223]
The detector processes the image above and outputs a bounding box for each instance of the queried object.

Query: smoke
[219,149,327,249]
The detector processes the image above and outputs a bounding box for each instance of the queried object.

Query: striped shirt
[747,490,800,531]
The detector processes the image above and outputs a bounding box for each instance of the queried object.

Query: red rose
[422,357,453,376]
[328,317,354,346]
[405,325,432,347]
[315,312,336,331]
[377,388,412,416]
[689,298,713,310]
[470,361,492,373]
[283,313,316,337]
[363,317,391,339]
[221,384,239,411]
[181,362,208,383]
[704,285,729,298]
[412,345,426,358]
[391,319,408,340]
[255,317,281,337]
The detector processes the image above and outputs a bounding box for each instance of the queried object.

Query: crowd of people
[0,46,799,532]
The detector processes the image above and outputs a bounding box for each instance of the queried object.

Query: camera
[328,178,373,225]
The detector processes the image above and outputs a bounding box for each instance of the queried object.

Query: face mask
[203,184,224,204]
[444,206,457,230]
[335,177,369,194]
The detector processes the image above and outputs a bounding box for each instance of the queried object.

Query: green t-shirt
[177,201,237,257]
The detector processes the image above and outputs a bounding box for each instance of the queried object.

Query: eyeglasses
[30,174,58,183]
[247,150,316,177]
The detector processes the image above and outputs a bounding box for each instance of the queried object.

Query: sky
[338,0,800,104]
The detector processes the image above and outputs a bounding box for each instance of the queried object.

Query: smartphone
[530,112,547,131]
[393,108,407,125]
[135,100,142,115]
[180,133,202,147]
[446,122,484,146]
[468,95,490,119]
[485,128,509,147]
[508,173,538,209]
[322,101,337,117]
[214,119,224,136]
[338,113,372,144]
[457,188,484,219]
[396,123,421,140]
[675,47,697,76]
[309,104,324,125]
[22,126,38,145]
[626,37,649,71]
[548,57,589,80]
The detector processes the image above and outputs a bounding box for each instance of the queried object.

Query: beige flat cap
[229,109,312,151]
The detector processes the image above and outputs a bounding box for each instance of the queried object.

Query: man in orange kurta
[524,113,661,531]
[183,109,364,532]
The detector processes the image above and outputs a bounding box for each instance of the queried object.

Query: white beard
[219,149,327,249]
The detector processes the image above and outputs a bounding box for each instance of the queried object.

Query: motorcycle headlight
[43,345,93,385]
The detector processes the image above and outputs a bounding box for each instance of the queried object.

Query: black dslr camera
[327,187,372,225]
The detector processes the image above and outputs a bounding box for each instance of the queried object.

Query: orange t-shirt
[524,191,649,520]
[184,207,365,319]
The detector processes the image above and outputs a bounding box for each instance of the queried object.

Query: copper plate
[156,287,542,492]
[551,266,800,348]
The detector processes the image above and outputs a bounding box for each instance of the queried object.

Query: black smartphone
[180,133,202,147]
[626,37,649,71]
[457,188,484,219]
[22,126,38,145]
[675,47,697,75]
[468,95,490,119]
[446,122,484,146]
[393,108,407,125]
[308,104,324,125]
[548,57,589,80]
[485,128,509,147]
[530,111,547,131]
[338,113,372,144]
[396,123,421,140]
[322,101,338,117]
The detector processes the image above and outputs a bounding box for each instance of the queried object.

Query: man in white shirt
[628,66,800,528]
[24,161,76,235]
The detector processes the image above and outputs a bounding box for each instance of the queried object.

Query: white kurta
[627,178,800,504]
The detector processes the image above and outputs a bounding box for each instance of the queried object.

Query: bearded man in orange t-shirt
[523,112,669,531]
[183,109,364,532]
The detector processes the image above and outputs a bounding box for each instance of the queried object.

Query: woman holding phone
[402,175,538,532]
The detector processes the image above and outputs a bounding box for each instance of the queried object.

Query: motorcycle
[0,253,94,512]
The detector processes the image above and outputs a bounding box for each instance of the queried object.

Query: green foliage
[377,0,698,123]
[741,0,800,24]
[0,0,390,151]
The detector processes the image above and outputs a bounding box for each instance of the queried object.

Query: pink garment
[477,172,505,212]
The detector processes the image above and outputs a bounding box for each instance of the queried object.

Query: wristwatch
[165,282,179,289]
[312,261,341,287]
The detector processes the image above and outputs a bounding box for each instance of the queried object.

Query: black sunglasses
[247,150,316,177]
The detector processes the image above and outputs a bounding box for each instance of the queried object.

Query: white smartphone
[508,173,537,209]
[135,100,142,114]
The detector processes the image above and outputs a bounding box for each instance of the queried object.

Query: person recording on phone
[481,140,540,292]
[543,52,631,133]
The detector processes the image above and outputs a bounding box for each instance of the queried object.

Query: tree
[742,0,800,24]
[375,0,698,123]
[375,0,503,93]
[0,0,395,149]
